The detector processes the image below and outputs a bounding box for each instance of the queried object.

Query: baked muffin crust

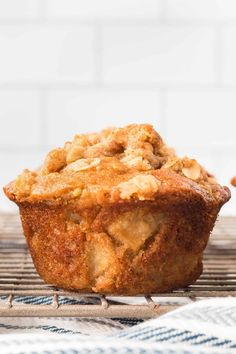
[4,124,230,294]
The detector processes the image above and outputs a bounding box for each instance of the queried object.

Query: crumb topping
[10,124,222,203]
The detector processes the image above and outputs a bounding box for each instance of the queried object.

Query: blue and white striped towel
[0,297,235,353]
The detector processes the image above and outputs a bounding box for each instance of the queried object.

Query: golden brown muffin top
[5,124,229,207]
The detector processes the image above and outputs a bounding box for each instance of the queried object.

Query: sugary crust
[13,200,209,294]
[4,169,230,294]
[5,168,230,210]
[6,124,224,206]
[3,124,231,294]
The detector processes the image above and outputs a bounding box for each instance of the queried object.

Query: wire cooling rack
[0,214,235,318]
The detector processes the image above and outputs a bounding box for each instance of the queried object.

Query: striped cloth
[0,297,235,353]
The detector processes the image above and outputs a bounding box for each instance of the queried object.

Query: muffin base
[16,198,217,295]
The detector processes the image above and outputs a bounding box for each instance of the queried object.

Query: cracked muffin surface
[4,124,230,294]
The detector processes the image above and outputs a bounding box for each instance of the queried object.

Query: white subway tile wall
[0,90,41,147]
[167,0,236,19]
[0,0,236,214]
[0,0,40,19]
[166,91,236,147]
[48,0,161,19]
[0,25,94,83]
[102,26,216,84]
[47,90,161,145]
[222,25,236,84]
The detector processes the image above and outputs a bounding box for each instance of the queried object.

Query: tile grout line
[38,0,48,21]
[159,87,168,140]
[1,83,236,91]
[39,89,49,148]
[93,22,103,87]
[159,0,168,20]
[0,146,50,154]
[214,23,224,85]
[0,18,236,26]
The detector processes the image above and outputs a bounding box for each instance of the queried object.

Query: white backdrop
[0,0,236,214]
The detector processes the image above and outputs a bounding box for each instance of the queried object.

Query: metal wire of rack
[0,214,235,318]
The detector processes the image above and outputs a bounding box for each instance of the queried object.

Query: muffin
[4,124,230,294]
